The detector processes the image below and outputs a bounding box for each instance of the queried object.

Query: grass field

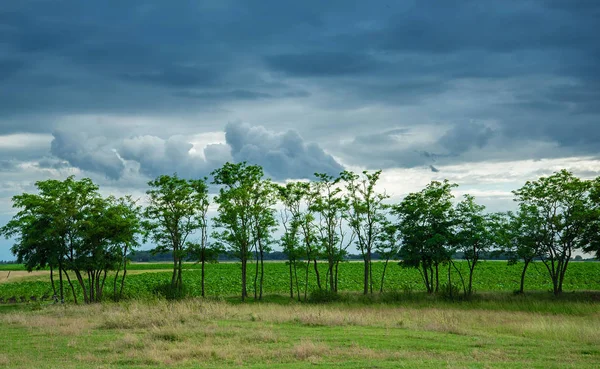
[1,296,599,368]
[1,261,599,368]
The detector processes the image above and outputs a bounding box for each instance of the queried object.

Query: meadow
[1,261,599,368]
[1,295,599,368]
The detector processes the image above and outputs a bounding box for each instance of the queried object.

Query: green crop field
[1,261,599,302]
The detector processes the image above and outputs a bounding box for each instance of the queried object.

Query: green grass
[1,298,599,368]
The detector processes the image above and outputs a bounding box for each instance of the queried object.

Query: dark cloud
[225,122,344,180]
[0,0,598,176]
[50,130,125,180]
[438,122,495,155]
[266,52,380,77]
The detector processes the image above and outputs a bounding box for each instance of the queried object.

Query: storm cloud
[1,0,600,260]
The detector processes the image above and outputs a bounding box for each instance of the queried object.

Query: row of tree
[2,164,599,303]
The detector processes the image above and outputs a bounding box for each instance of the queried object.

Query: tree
[110,196,142,301]
[453,195,497,296]
[582,177,600,259]
[311,173,352,293]
[392,180,457,294]
[1,177,140,304]
[211,162,276,301]
[277,182,309,300]
[341,170,389,295]
[375,220,401,293]
[501,206,544,294]
[249,179,278,300]
[143,174,209,295]
[513,170,597,295]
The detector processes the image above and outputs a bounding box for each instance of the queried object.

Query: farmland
[1,260,599,302]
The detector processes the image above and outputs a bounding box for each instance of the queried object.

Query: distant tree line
[1,164,599,303]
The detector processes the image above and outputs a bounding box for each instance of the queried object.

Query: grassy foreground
[1,295,599,368]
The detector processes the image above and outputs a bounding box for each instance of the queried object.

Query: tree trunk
[313,259,322,290]
[434,263,440,293]
[293,260,301,301]
[379,257,390,293]
[254,246,259,300]
[447,261,453,299]
[50,265,57,301]
[201,257,205,298]
[241,257,247,302]
[289,259,294,299]
[363,252,370,295]
[304,259,310,301]
[422,262,432,294]
[259,249,264,300]
[57,261,65,303]
[64,270,79,305]
[519,259,530,294]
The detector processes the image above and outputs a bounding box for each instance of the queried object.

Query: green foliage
[513,169,600,295]
[143,174,209,293]
[341,170,389,295]
[211,162,278,301]
[0,176,141,304]
[392,180,458,293]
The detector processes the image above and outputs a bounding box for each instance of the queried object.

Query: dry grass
[1,299,599,368]
[0,271,49,284]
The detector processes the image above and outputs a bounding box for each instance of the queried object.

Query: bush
[152,283,189,300]
[308,289,342,303]
[438,283,461,300]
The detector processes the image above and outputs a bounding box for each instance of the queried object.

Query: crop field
[1,260,599,302]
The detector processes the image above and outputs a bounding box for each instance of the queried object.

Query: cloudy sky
[1,0,599,259]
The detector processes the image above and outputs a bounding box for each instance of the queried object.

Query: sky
[1,0,599,260]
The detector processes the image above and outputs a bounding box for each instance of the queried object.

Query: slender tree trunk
[64,270,79,305]
[87,271,94,303]
[447,261,453,299]
[304,260,310,301]
[254,246,259,300]
[177,258,183,292]
[259,247,264,300]
[171,253,178,289]
[468,262,475,296]
[434,263,440,293]
[451,260,467,296]
[422,262,432,294]
[369,258,373,294]
[201,257,205,298]
[293,260,301,301]
[363,253,369,295]
[380,257,390,293]
[313,259,322,290]
[100,269,108,301]
[289,259,294,298]
[241,256,247,302]
[57,261,65,303]
[50,265,57,301]
[113,267,120,300]
[519,259,531,294]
